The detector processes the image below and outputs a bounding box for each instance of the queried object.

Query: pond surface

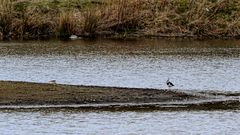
[0,110,240,135]
[0,39,240,91]
[1,39,240,134]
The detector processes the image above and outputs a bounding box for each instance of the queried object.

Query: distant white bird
[48,80,56,84]
[166,78,174,88]
[69,35,78,40]
[205,8,210,12]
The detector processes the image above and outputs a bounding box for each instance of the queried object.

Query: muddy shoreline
[2,34,240,41]
[0,81,239,110]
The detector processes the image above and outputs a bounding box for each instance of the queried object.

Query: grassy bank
[1,0,240,40]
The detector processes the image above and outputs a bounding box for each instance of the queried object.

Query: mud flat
[0,81,239,111]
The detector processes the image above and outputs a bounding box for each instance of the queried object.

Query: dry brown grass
[58,10,79,37]
[0,0,14,37]
[1,0,240,39]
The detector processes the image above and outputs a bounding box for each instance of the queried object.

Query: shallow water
[0,110,240,135]
[1,39,240,134]
[0,39,240,91]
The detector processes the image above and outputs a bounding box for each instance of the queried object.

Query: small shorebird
[48,80,56,84]
[166,78,174,88]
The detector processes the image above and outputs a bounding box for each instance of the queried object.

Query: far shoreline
[1,33,240,41]
[1,0,240,41]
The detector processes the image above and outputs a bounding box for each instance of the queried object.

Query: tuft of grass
[58,11,76,37]
[81,7,100,37]
[174,0,190,14]
[97,0,146,35]
[0,0,14,37]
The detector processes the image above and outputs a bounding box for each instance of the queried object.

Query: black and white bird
[166,78,174,88]
[48,80,56,84]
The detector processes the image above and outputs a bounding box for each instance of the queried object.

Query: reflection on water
[0,39,240,91]
[0,110,240,135]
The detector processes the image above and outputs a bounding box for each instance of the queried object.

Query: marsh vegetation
[0,0,240,40]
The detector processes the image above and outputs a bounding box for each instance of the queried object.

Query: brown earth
[0,81,239,111]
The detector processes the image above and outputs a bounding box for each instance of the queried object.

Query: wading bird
[166,79,174,88]
[48,80,56,84]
